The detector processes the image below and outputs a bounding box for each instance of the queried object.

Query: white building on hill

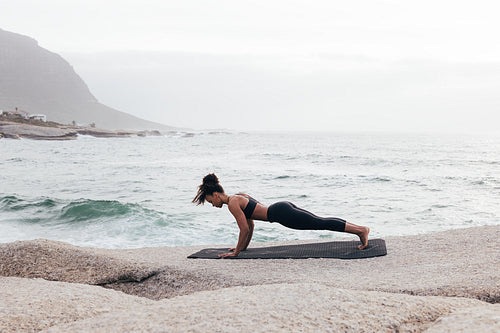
[1,110,47,122]
[3,110,30,118]
[28,114,47,122]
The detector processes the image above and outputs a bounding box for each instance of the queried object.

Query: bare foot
[358,227,370,250]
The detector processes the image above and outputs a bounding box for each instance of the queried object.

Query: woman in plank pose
[193,173,370,258]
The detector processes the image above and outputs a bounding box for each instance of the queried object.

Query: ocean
[1,131,499,249]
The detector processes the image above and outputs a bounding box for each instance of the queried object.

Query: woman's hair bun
[202,173,219,186]
[193,173,224,205]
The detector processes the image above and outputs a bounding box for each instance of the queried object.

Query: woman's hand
[218,251,239,258]
[228,248,236,252]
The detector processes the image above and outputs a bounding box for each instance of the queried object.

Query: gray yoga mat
[187,238,386,259]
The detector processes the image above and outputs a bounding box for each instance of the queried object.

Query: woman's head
[193,173,225,206]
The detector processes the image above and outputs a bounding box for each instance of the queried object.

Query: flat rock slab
[188,238,387,259]
[0,123,77,140]
[0,239,159,285]
[41,282,493,333]
[0,277,154,332]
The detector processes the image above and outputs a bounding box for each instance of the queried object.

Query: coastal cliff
[0,28,174,131]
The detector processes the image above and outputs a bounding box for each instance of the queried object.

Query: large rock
[0,123,77,140]
[42,283,497,332]
[0,239,158,284]
[0,120,160,139]
[2,278,496,333]
[0,277,154,332]
[424,304,500,333]
[0,227,498,332]
[0,239,232,299]
[99,225,500,304]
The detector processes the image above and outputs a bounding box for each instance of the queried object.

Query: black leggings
[267,201,346,232]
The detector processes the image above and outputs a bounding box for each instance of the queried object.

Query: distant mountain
[0,28,175,130]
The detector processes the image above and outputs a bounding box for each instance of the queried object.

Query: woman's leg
[268,201,370,249]
[268,202,345,231]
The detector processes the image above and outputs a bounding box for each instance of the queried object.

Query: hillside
[0,28,174,131]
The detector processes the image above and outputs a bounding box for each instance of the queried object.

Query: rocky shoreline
[0,225,498,332]
[0,120,163,140]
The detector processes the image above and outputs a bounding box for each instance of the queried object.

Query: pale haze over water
[2,1,500,133]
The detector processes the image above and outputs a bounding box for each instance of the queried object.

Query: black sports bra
[242,196,258,219]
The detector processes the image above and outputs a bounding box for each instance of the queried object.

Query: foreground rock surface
[0,278,496,333]
[424,304,500,333]
[0,239,157,285]
[0,226,498,332]
[42,283,493,332]
[0,239,230,298]
[0,277,153,332]
[100,225,500,303]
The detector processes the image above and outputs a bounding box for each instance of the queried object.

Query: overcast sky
[2,0,500,133]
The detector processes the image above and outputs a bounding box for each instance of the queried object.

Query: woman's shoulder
[228,194,246,201]
[235,193,260,203]
[236,193,259,200]
[231,194,249,205]
[227,194,248,213]
[231,193,255,206]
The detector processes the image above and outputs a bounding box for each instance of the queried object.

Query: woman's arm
[234,194,255,249]
[229,219,254,252]
[219,199,252,258]
[243,219,254,250]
